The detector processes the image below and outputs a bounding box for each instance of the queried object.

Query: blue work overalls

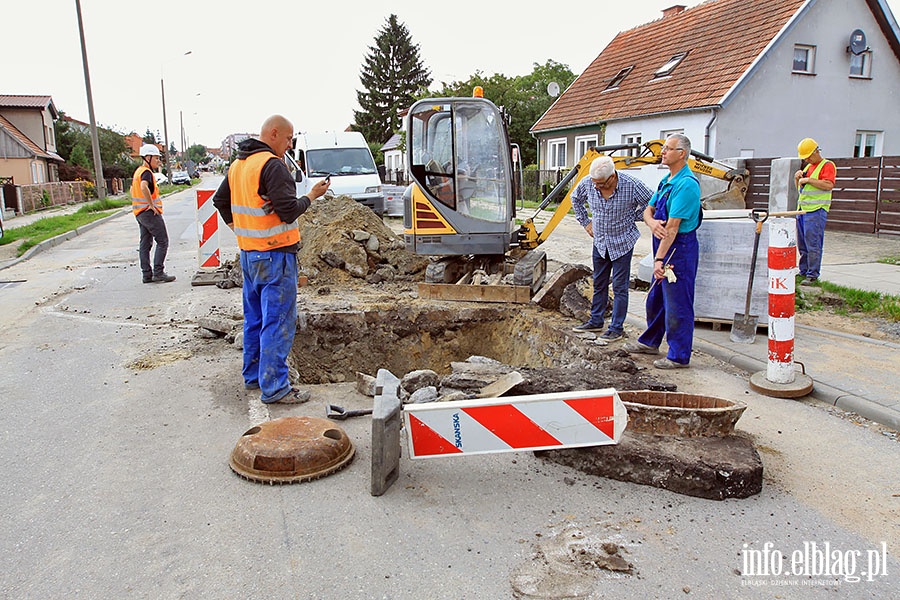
[637,178,701,365]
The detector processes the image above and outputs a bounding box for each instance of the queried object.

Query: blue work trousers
[240,250,298,403]
[590,246,633,333]
[638,233,699,365]
[797,209,827,280]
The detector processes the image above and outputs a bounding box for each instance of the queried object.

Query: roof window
[605,66,633,90]
[653,52,688,78]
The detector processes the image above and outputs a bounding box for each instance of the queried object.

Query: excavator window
[408,99,510,223]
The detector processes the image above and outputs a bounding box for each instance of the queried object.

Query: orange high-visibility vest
[228,151,300,251]
[131,165,162,216]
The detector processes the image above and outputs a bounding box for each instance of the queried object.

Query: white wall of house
[2,107,56,153]
[384,149,404,176]
[715,0,900,159]
[604,111,715,189]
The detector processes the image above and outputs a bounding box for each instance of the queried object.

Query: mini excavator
[403,92,748,302]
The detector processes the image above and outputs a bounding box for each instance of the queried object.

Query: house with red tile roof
[0,95,65,185]
[530,0,900,178]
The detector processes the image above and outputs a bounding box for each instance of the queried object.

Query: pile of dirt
[297,195,429,285]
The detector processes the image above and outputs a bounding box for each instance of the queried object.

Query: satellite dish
[547,82,560,97]
[849,29,867,55]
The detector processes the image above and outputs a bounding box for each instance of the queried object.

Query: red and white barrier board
[196,189,220,268]
[403,389,627,459]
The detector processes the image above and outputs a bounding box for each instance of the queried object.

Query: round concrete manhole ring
[229,416,354,484]
[619,390,747,437]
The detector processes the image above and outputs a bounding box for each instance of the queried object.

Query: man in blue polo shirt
[623,134,702,369]
[571,155,652,341]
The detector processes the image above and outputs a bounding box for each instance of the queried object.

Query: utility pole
[161,78,171,180]
[74,0,106,199]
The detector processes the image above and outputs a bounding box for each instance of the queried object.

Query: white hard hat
[140,143,161,157]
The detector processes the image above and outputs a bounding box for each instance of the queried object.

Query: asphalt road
[0,181,897,599]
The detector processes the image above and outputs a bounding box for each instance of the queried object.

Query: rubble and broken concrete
[201,193,763,501]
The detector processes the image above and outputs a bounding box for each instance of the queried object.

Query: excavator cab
[404,97,516,258]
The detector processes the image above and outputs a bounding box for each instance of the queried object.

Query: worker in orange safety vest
[212,115,330,404]
[131,143,175,283]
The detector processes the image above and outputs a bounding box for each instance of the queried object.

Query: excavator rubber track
[418,252,545,303]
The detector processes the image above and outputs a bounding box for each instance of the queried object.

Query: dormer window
[605,66,633,90]
[653,52,688,78]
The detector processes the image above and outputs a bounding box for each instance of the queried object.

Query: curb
[692,336,900,431]
[625,314,899,430]
[0,207,132,272]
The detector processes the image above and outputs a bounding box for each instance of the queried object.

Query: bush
[59,162,93,181]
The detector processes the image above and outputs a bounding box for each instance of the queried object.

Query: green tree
[69,144,91,169]
[55,112,134,178]
[354,14,432,146]
[432,60,575,167]
[187,144,209,165]
[143,129,156,143]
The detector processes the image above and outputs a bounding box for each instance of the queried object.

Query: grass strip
[1,198,132,256]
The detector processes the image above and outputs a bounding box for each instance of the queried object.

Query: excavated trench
[206,196,663,393]
[290,304,573,384]
[287,299,670,395]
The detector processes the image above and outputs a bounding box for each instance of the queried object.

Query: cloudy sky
[7,0,899,148]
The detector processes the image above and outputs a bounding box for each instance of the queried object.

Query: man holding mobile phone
[213,115,331,404]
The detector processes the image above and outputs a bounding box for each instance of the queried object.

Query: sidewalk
[0,200,132,272]
[538,212,900,430]
[627,223,900,430]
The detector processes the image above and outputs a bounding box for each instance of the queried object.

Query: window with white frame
[31,161,46,183]
[659,130,685,164]
[660,129,684,140]
[621,133,642,157]
[849,51,872,78]
[853,131,882,157]
[575,135,598,160]
[548,138,567,169]
[793,44,816,74]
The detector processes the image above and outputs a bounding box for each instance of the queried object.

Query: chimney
[662,5,686,18]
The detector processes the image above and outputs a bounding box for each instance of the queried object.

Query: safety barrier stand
[191,189,226,286]
[749,217,814,398]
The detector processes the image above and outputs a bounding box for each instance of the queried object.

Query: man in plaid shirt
[571,155,652,340]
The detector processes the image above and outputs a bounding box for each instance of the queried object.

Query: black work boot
[152,272,176,283]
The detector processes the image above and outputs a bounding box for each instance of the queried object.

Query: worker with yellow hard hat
[793,138,835,285]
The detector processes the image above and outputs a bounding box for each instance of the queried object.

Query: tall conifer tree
[354,15,431,144]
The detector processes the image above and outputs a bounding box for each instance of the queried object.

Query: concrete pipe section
[230,416,354,484]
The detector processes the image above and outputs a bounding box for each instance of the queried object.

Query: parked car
[171,171,191,185]
[154,172,169,186]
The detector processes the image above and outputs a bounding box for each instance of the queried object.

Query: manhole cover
[230,416,354,484]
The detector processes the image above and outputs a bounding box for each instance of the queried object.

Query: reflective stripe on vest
[131,165,162,215]
[798,159,834,212]
[227,151,300,251]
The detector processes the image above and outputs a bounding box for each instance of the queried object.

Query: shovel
[730,211,767,344]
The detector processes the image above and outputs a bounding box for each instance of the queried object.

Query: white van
[293,131,384,217]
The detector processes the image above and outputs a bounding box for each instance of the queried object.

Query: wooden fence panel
[743,158,771,212]
[828,158,879,233]
[877,155,900,235]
